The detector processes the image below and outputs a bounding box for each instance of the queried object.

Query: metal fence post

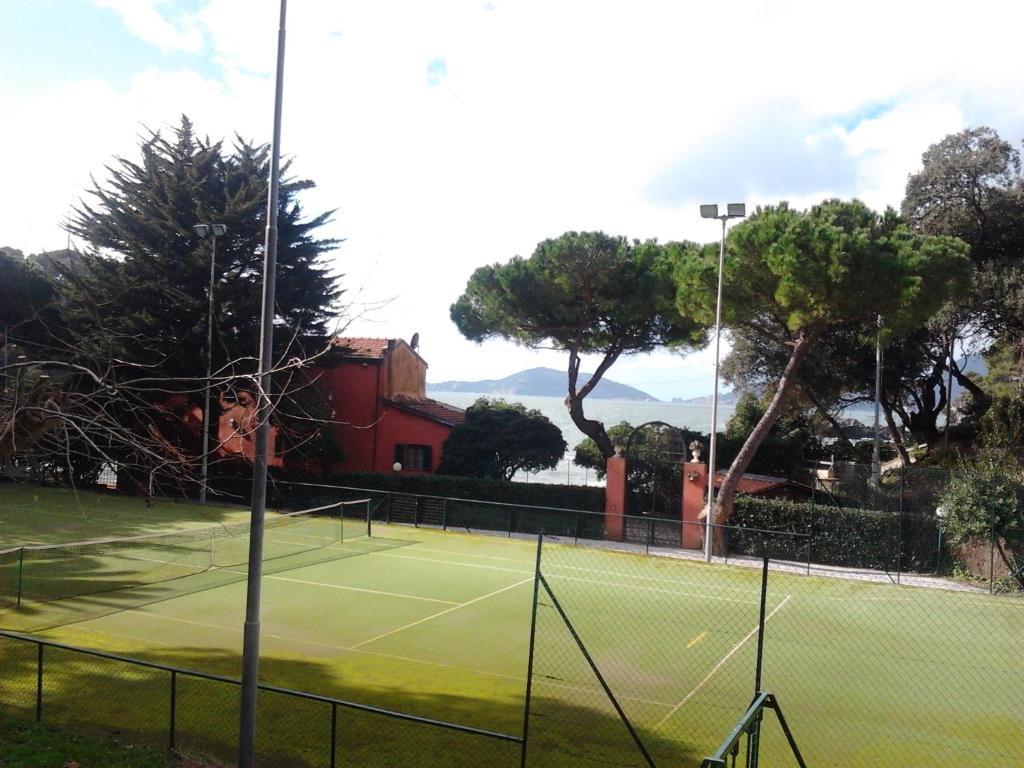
[16,547,24,607]
[754,557,769,698]
[989,507,997,594]
[330,702,337,768]
[169,670,177,751]
[36,643,43,723]
[520,534,544,768]
[806,507,814,575]
[895,468,905,585]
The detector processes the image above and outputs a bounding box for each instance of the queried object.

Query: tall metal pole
[238,2,287,766]
[199,231,217,505]
[871,315,882,487]
[704,217,727,563]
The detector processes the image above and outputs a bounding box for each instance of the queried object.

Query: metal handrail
[699,691,806,768]
[0,628,522,743]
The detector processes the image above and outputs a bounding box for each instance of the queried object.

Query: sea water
[430,392,739,486]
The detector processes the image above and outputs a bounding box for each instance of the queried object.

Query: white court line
[242,572,459,605]
[655,595,792,730]
[547,562,756,596]
[549,573,759,606]
[392,546,756,597]
[350,577,534,650]
[374,550,533,576]
[104,612,674,710]
[116,610,520,682]
[376,551,755,604]
[409,545,534,566]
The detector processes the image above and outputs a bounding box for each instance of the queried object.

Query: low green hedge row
[212,470,606,514]
[730,496,942,572]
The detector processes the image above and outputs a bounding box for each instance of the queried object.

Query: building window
[394,444,432,471]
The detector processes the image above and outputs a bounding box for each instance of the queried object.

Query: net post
[520,533,544,768]
[366,499,372,539]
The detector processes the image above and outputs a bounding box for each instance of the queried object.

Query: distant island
[671,392,739,405]
[428,367,660,401]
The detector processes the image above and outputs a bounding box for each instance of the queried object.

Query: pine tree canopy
[65,115,342,381]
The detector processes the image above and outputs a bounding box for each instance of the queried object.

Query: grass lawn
[0,717,172,768]
[0,483,1021,767]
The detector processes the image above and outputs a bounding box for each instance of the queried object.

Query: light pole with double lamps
[699,203,745,562]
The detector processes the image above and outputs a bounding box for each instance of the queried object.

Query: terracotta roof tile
[332,337,390,359]
[385,396,465,427]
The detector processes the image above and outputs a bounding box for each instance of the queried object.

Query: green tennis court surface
[0,485,1021,767]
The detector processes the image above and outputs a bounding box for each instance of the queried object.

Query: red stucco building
[318,337,464,474]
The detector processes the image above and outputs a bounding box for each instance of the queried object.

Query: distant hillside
[671,392,739,405]
[428,367,660,401]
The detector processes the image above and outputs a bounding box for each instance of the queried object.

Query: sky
[2,0,1023,400]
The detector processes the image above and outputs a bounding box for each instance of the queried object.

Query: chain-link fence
[524,533,1024,768]
[0,630,522,768]
[1,518,1021,767]
[263,472,1024,595]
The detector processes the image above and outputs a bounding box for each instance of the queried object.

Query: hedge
[730,496,942,573]
[212,470,606,515]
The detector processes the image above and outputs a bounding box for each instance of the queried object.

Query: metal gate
[622,422,690,544]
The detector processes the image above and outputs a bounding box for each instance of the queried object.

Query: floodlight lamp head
[211,224,227,237]
[193,224,210,238]
[700,204,719,219]
[726,203,746,218]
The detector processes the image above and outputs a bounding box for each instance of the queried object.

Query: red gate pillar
[681,462,706,550]
[604,455,627,541]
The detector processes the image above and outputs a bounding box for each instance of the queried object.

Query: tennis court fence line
[0,629,523,767]
[266,480,1022,592]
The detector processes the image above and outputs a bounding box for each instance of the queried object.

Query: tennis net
[0,499,384,625]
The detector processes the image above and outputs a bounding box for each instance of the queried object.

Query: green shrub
[940,462,1024,544]
[730,495,941,572]
[276,472,606,513]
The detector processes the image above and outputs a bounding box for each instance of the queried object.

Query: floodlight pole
[701,203,745,563]
[238,2,286,766]
[193,223,227,505]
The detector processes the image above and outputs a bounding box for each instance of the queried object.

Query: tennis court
[0,485,1021,767]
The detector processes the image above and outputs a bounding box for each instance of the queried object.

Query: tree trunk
[948,358,990,415]
[881,403,912,467]
[565,345,622,460]
[713,327,822,543]
[807,394,857,454]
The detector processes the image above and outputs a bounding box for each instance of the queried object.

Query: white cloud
[95,0,204,53]
[6,0,1024,398]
